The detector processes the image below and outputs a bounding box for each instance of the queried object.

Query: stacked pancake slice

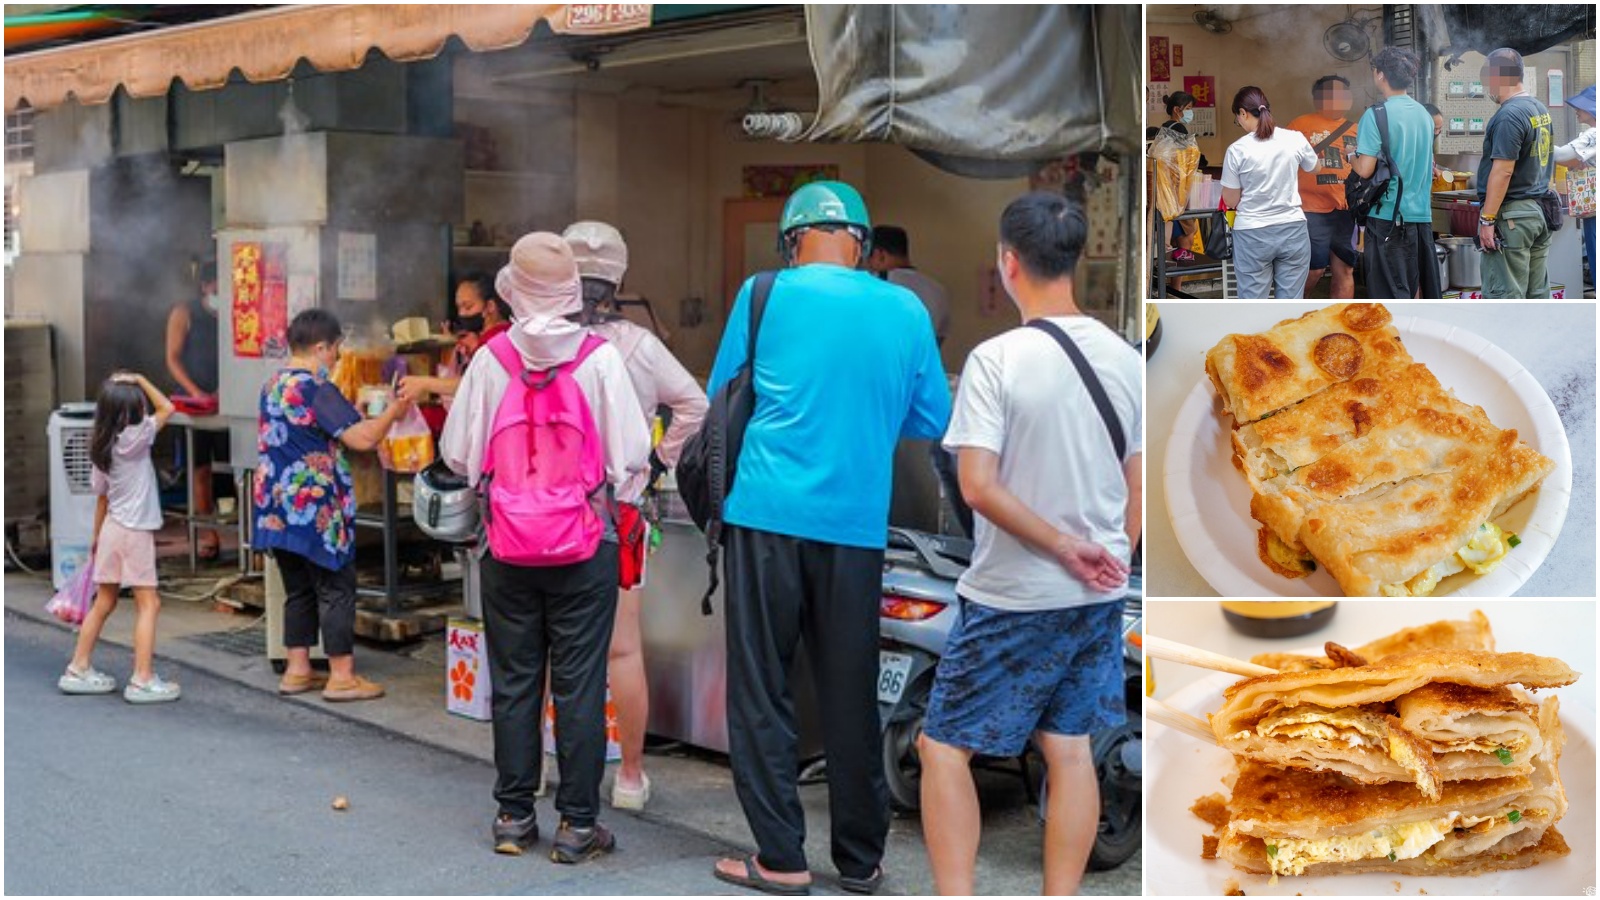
[1204,303,1554,596]
[1191,614,1579,879]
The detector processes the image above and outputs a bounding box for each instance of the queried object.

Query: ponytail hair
[1231,86,1275,140]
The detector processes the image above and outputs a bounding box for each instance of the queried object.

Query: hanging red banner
[232,241,288,358]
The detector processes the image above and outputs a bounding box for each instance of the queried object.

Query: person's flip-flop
[838,867,885,895]
[712,855,812,896]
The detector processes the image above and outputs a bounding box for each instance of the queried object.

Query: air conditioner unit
[48,403,98,588]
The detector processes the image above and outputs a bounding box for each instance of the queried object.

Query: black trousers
[724,525,888,878]
[274,550,357,656]
[1364,218,1442,299]
[480,544,618,826]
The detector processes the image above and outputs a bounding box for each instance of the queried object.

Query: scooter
[877,527,1143,871]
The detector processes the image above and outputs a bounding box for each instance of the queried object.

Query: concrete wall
[577,97,1030,376]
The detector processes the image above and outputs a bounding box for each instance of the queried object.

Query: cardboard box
[446,617,492,721]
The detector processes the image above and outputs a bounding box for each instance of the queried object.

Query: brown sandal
[278,671,329,695]
[322,675,386,702]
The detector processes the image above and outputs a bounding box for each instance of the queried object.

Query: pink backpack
[482,332,609,567]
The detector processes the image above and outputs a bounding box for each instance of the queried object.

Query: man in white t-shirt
[868,225,951,345]
[917,192,1143,896]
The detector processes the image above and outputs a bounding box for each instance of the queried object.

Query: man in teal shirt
[709,181,950,896]
[1352,46,1440,298]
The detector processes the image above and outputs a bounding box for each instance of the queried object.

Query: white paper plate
[1164,317,1573,597]
[1146,662,1597,895]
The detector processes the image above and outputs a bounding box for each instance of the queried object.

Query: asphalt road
[4,612,747,896]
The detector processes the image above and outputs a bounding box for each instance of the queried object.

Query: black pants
[724,525,888,878]
[481,544,618,826]
[275,550,356,656]
[1364,218,1442,299]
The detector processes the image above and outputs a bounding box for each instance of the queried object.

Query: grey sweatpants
[1233,219,1311,299]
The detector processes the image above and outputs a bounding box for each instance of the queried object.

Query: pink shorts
[94,518,159,588]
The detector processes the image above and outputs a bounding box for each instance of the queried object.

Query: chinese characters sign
[1184,76,1216,108]
[232,242,288,359]
[1149,36,1170,82]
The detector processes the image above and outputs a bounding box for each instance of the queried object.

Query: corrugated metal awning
[5,3,654,112]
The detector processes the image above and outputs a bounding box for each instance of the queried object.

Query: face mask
[202,293,218,312]
[1182,109,1195,124]
[455,314,486,333]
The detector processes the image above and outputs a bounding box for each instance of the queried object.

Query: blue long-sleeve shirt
[708,264,951,549]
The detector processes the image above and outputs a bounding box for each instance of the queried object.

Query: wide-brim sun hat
[496,232,583,328]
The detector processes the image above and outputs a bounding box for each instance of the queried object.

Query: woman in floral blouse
[253,309,411,702]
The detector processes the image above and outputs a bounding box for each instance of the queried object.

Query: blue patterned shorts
[924,597,1126,757]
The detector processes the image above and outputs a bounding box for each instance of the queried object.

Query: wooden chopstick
[1144,634,1278,678]
[1148,697,1219,745]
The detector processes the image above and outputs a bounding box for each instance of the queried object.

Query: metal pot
[1433,242,1450,288]
[1439,236,1481,288]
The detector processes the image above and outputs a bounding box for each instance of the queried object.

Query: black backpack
[1345,103,1403,230]
[675,271,776,615]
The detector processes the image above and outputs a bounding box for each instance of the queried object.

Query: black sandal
[712,855,812,896]
[838,867,884,895]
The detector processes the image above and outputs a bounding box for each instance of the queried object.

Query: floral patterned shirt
[252,369,363,571]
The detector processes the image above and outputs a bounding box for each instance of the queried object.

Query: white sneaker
[124,675,181,704]
[611,771,652,811]
[59,665,116,695]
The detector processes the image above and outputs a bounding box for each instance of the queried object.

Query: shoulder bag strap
[1312,118,1355,156]
[1028,320,1128,463]
[1375,103,1405,228]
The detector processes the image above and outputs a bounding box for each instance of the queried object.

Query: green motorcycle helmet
[778,181,873,257]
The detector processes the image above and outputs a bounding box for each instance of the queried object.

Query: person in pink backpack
[563,220,709,813]
[441,232,651,864]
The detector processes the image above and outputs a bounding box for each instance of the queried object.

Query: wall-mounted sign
[1469,117,1486,135]
[1173,44,1184,67]
[1469,81,1485,98]
[1184,75,1217,108]
[232,242,288,359]
[1549,70,1565,106]
[1150,36,1170,82]
[563,4,651,35]
[1449,81,1467,97]
[742,165,840,199]
[337,231,377,301]
[1449,117,1468,135]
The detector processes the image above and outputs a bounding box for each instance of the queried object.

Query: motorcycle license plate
[877,651,914,704]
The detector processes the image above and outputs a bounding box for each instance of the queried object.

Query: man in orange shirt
[1288,75,1360,298]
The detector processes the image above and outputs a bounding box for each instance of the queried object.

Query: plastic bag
[380,404,435,474]
[46,554,96,626]
[1150,128,1201,222]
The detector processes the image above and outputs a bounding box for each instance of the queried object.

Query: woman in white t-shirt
[1220,86,1319,298]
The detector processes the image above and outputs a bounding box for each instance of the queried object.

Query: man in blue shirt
[709,182,950,896]
[1352,46,1440,298]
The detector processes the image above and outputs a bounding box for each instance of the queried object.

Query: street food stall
[8,5,1140,757]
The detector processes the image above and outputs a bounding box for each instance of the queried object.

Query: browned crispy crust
[1257,526,1313,579]
[1403,681,1531,716]
[1226,760,1531,833]
[1202,833,1220,860]
[1220,650,1578,706]
[1325,642,1369,668]
[1314,333,1363,379]
[1253,612,1497,671]
[1383,713,1442,799]
[1192,792,1231,831]
[1342,303,1393,332]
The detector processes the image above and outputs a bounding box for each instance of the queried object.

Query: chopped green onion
[1507,810,1522,823]
[1495,747,1514,765]
[1479,523,1487,531]
[1266,844,1278,858]
[1259,411,1276,421]
[1387,850,1397,862]
[1508,534,1521,548]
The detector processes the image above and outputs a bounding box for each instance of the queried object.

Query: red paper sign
[1173,44,1183,68]
[1149,36,1170,82]
[231,242,288,359]
[1184,75,1217,108]
[232,243,263,358]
